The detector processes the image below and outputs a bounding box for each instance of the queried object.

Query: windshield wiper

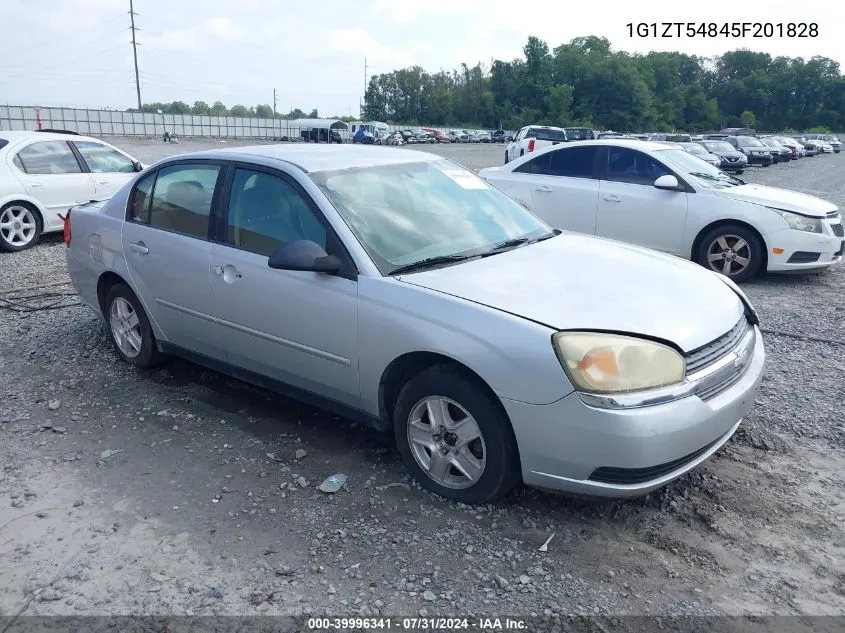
[389,254,478,275]
[481,231,559,256]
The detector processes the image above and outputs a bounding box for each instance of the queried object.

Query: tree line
[128,102,358,121]
[362,35,845,132]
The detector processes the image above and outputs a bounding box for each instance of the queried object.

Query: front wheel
[695,225,764,282]
[393,364,520,504]
[104,283,162,367]
[0,203,42,252]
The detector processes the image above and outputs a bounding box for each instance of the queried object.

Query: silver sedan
[66,145,765,504]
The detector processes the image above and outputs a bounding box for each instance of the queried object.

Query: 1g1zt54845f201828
[66,144,765,504]
[626,22,818,38]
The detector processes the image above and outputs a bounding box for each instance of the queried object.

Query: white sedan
[0,131,144,251]
[479,139,843,281]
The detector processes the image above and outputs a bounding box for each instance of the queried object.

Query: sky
[1,0,842,117]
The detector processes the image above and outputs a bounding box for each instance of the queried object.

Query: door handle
[603,195,622,203]
[96,180,110,185]
[28,183,44,188]
[535,185,553,193]
[129,241,149,254]
[215,264,243,282]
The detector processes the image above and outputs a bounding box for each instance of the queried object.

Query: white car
[0,131,144,251]
[504,126,568,164]
[480,139,844,281]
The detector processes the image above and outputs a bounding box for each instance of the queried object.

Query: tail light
[528,139,535,152]
[59,208,72,246]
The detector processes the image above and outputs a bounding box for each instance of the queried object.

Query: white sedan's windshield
[703,141,734,153]
[656,149,741,190]
[311,160,553,273]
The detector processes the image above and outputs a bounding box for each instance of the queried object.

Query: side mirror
[268,240,342,274]
[133,161,144,172]
[654,174,681,190]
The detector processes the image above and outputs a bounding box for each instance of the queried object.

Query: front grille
[825,211,839,218]
[588,437,721,484]
[832,223,844,237]
[787,251,821,264]
[835,241,845,257]
[684,318,748,374]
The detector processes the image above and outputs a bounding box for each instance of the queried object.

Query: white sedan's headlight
[552,332,685,394]
[769,208,823,233]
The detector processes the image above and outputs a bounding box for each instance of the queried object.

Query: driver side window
[606,148,670,186]
[226,168,327,257]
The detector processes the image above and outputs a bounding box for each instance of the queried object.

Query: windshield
[737,137,763,147]
[526,128,567,141]
[680,143,707,155]
[761,138,780,147]
[310,160,554,274]
[702,141,734,153]
[657,149,741,190]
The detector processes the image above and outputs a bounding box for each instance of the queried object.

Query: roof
[573,139,680,152]
[0,130,96,142]
[289,118,349,130]
[183,144,441,173]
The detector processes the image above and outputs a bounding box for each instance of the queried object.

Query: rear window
[526,128,567,142]
[665,134,691,142]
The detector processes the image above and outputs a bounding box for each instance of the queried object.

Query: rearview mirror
[268,240,342,274]
[133,160,144,172]
[654,174,681,190]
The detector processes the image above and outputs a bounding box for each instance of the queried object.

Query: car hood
[711,184,838,217]
[397,234,745,353]
[709,149,745,159]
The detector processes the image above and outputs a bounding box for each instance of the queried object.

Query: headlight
[552,332,685,394]
[769,208,823,233]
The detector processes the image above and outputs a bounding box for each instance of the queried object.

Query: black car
[759,137,792,164]
[301,128,343,144]
[563,127,595,140]
[725,135,773,166]
[699,140,748,173]
[491,130,506,143]
[719,127,756,137]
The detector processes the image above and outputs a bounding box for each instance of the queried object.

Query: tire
[736,170,744,175]
[695,224,764,282]
[103,283,162,368]
[393,363,520,504]
[0,202,42,252]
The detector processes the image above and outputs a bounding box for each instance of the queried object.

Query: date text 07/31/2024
[626,22,818,38]
[307,617,527,630]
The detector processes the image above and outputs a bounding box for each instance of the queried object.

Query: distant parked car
[476,131,492,143]
[563,128,595,141]
[480,139,844,281]
[698,140,748,173]
[805,134,841,153]
[677,142,721,167]
[491,130,506,143]
[65,143,768,503]
[724,136,773,166]
[384,132,404,146]
[776,137,805,158]
[447,131,466,143]
[791,137,818,156]
[505,126,568,163]
[0,130,144,251]
[758,137,792,163]
[651,133,693,143]
[719,127,756,137]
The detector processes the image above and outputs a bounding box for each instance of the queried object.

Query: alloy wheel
[0,205,37,247]
[407,396,487,489]
[706,234,752,277]
[109,297,143,358]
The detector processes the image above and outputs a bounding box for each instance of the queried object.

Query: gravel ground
[1,139,844,620]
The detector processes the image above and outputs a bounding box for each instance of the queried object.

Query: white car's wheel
[0,203,41,252]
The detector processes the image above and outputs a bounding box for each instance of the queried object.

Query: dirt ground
[1,139,844,620]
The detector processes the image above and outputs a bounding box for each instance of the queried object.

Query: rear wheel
[0,202,41,252]
[695,225,764,282]
[393,364,520,504]
[104,283,162,368]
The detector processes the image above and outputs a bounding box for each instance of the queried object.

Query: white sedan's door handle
[129,241,149,254]
[28,183,44,188]
[535,185,553,193]
[96,180,109,185]
[603,194,622,203]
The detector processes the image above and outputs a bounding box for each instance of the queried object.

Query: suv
[491,130,506,143]
[505,126,568,163]
[725,136,773,166]
[805,134,841,153]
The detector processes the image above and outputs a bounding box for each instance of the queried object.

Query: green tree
[210,101,227,115]
[254,104,274,118]
[741,110,756,127]
[192,101,210,115]
[230,105,250,117]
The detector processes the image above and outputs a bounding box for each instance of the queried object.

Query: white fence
[0,105,510,141]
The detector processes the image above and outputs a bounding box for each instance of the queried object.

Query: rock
[422,590,436,602]
[99,449,123,459]
[53,426,67,434]
[150,572,169,583]
[495,575,509,589]
[522,518,536,529]
[519,575,531,585]
[296,476,308,488]
[73,499,84,507]
[39,589,64,601]
[295,449,307,460]
[48,399,61,411]
[206,588,223,599]
[36,511,48,518]
[327,585,337,594]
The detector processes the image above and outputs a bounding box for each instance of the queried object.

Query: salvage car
[66,145,766,503]
[0,131,144,251]
[480,140,843,281]
[805,134,841,153]
[505,125,568,163]
[724,136,773,166]
[759,137,793,163]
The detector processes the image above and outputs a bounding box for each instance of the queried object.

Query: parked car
[399,130,417,144]
[383,132,404,146]
[698,140,748,173]
[65,144,766,503]
[677,142,721,167]
[476,131,492,143]
[448,131,468,143]
[491,130,506,143]
[777,137,806,158]
[758,137,792,163]
[805,134,841,153]
[0,130,144,251]
[724,136,773,166]
[563,128,596,141]
[302,128,343,144]
[505,126,568,163]
[650,133,693,143]
[719,127,756,137]
[479,139,843,281]
[352,128,376,144]
[422,129,450,144]
[791,137,818,156]
[805,138,833,154]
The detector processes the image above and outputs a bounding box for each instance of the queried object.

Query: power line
[129,0,142,110]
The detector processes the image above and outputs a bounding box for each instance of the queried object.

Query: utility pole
[360,57,368,118]
[273,89,277,116]
[129,0,142,110]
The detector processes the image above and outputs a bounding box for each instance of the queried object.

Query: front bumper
[765,227,844,272]
[746,153,773,165]
[719,159,746,171]
[503,326,765,498]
